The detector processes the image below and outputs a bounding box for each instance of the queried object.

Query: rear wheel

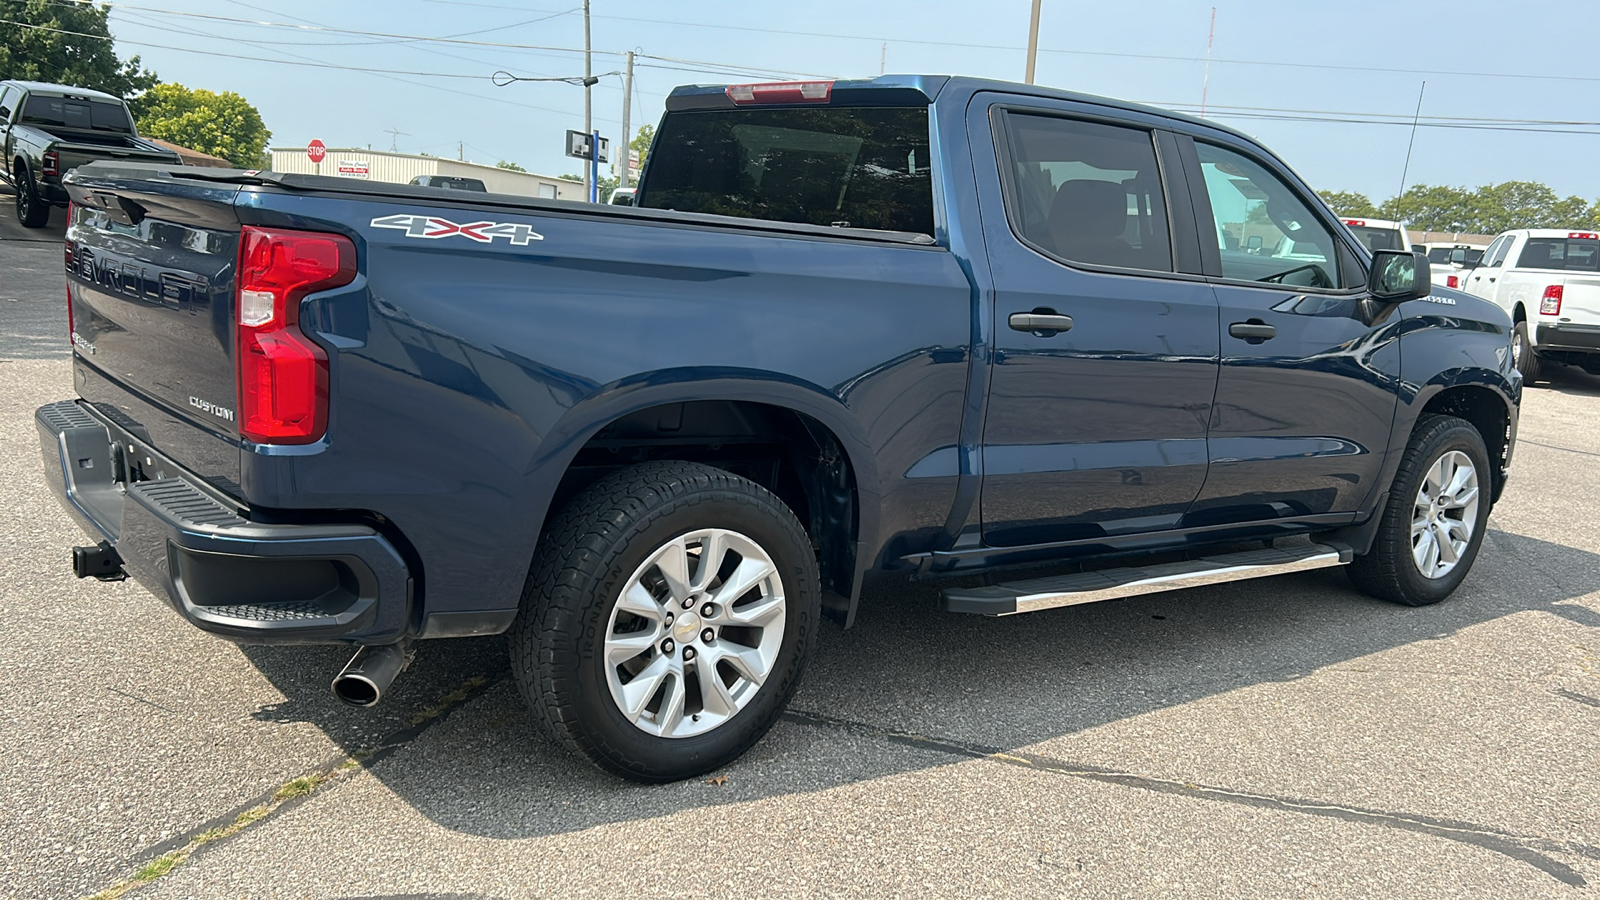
[14,164,49,228]
[510,461,819,783]
[1511,320,1542,384]
[1347,415,1491,606]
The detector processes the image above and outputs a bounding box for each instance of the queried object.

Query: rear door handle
[1229,321,1277,341]
[1008,312,1074,334]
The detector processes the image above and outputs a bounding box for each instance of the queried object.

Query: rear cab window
[1517,235,1600,271]
[638,106,933,235]
[20,94,134,133]
[1346,224,1405,253]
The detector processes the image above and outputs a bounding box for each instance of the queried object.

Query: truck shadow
[1537,363,1600,397]
[235,526,1600,840]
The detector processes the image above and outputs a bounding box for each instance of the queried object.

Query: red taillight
[1567,232,1598,240]
[1344,219,1366,227]
[1540,285,1563,316]
[236,226,356,444]
[1446,275,1459,289]
[725,81,833,105]
[42,150,59,177]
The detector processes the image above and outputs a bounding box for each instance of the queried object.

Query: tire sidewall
[1512,320,1540,383]
[1387,421,1493,603]
[555,485,816,779]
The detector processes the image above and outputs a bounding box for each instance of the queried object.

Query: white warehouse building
[268,147,585,201]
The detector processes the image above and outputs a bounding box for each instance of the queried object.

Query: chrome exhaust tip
[332,643,411,707]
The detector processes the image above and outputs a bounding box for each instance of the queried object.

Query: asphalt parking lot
[2,196,1598,900]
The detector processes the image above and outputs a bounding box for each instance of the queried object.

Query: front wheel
[1347,415,1491,606]
[510,461,819,783]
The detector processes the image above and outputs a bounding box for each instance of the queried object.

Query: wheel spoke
[1434,523,1459,564]
[654,670,688,735]
[696,650,741,718]
[653,538,692,603]
[1413,528,1436,573]
[712,555,775,606]
[1442,462,1472,499]
[692,531,728,593]
[1445,518,1472,544]
[617,655,672,723]
[616,581,665,622]
[605,630,658,666]
[1442,485,1479,510]
[724,593,784,628]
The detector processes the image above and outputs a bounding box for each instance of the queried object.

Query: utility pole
[1024,0,1042,84]
[458,141,463,161]
[617,50,634,188]
[583,0,593,201]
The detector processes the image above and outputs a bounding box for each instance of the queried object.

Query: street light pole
[583,0,593,201]
[1024,0,1042,84]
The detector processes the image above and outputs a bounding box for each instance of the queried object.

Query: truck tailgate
[65,170,245,489]
[1557,275,1600,324]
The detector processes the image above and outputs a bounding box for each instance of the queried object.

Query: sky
[96,0,1600,204]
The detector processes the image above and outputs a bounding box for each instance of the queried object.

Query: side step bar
[941,542,1353,616]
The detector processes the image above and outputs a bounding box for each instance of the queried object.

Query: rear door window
[1516,236,1600,272]
[639,106,933,234]
[998,113,1173,273]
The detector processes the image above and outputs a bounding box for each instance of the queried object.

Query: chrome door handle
[1008,312,1074,333]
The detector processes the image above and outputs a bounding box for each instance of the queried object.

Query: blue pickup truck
[40,75,1518,782]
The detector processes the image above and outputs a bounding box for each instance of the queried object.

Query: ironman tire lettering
[371,214,544,245]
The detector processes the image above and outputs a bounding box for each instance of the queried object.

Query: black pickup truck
[40,75,1519,782]
[1,80,181,227]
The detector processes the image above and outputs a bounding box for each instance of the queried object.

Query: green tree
[495,160,526,172]
[1317,190,1377,217]
[0,0,158,97]
[1378,184,1481,232]
[630,124,655,166]
[1473,181,1589,233]
[131,83,270,167]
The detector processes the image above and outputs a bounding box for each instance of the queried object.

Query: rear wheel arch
[1511,302,1527,324]
[533,396,874,626]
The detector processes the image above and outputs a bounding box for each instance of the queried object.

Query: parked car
[0,80,181,227]
[1461,229,1600,381]
[409,174,487,192]
[1340,217,1412,254]
[608,186,636,206]
[42,75,1518,783]
[1424,242,1488,291]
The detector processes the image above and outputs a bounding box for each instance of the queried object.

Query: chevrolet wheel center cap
[673,611,701,644]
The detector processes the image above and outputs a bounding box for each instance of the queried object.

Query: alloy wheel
[1410,450,1480,579]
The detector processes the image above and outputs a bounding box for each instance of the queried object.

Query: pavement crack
[1555,688,1600,710]
[82,673,503,900]
[1518,439,1600,459]
[783,708,1596,888]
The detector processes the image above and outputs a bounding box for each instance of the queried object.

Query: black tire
[14,164,49,228]
[510,461,819,783]
[1347,415,1492,606]
[1511,320,1542,384]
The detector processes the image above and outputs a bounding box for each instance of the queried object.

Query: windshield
[20,94,134,133]
[1517,237,1600,272]
[1346,225,1405,253]
[640,105,934,234]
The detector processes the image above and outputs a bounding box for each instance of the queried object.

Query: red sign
[307,140,326,164]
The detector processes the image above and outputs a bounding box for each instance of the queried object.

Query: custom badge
[370,214,544,246]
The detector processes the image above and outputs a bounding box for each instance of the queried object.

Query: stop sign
[307,140,326,164]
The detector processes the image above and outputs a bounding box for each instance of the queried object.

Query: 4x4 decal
[370,214,544,246]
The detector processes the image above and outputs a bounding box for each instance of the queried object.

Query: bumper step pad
[942,543,1353,616]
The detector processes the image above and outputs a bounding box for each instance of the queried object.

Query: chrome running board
[941,543,1353,616]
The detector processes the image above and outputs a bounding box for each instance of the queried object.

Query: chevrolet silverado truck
[1462,228,1600,382]
[40,75,1519,782]
[0,80,181,228]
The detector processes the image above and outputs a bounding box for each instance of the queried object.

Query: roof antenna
[383,127,410,153]
[1398,81,1427,199]
[1199,7,1216,118]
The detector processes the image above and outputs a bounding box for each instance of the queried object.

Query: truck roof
[0,79,123,102]
[1503,228,1600,238]
[665,74,1261,144]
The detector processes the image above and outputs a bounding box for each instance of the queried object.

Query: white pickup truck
[1425,242,1488,291]
[1340,217,1412,254]
[1462,229,1600,381]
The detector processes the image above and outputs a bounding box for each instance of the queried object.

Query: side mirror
[1369,249,1430,300]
